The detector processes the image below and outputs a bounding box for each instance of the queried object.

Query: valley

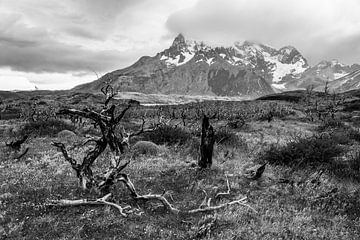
[1,88,360,239]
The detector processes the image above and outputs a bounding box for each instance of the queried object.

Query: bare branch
[46,193,130,216]
[57,108,109,124]
[101,85,117,107]
[117,173,256,215]
[14,147,29,160]
[52,142,79,168]
[187,197,256,214]
[114,99,140,124]
[215,175,231,199]
[128,117,160,138]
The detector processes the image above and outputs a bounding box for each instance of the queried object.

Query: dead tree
[199,115,215,168]
[49,84,254,216]
[52,84,141,191]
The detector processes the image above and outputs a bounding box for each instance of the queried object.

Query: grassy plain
[1,90,360,239]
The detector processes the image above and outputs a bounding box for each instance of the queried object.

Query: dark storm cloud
[0,38,129,73]
[0,13,132,73]
[166,0,360,65]
[0,0,152,74]
[0,0,192,89]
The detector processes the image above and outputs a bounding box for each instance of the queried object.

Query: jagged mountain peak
[316,59,345,68]
[155,34,310,91]
[73,33,360,97]
[171,33,186,49]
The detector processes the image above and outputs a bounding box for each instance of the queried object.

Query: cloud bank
[0,0,192,89]
[1,0,360,90]
[166,0,360,65]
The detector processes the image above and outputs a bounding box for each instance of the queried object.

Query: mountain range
[74,34,360,97]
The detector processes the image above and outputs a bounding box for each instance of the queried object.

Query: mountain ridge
[74,34,360,97]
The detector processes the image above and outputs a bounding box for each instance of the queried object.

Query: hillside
[74,34,360,97]
[74,34,309,97]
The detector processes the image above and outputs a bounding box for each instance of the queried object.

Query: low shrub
[259,134,344,168]
[214,128,245,149]
[317,119,345,132]
[132,141,161,156]
[141,125,192,146]
[347,128,360,142]
[18,119,76,137]
[226,119,245,129]
[183,137,201,159]
[318,119,360,143]
[329,151,360,182]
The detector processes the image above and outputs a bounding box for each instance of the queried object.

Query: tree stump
[198,115,215,168]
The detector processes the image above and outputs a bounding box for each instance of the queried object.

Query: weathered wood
[199,115,215,168]
[117,173,256,215]
[50,84,255,217]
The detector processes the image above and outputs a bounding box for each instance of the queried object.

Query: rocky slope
[74,34,360,96]
[285,60,360,92]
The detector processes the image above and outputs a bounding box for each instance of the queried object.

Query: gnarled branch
[117,173,257,215]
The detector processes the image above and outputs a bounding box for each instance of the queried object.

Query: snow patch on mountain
[264,53,307,82]
[334,72,348,79]
[206,57,215,65]
[160,51,195,67]
[272,83,286,90]
[159,34,309,86]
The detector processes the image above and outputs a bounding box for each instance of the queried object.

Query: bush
[317,119,345,132]
[329,151,360,182]
[214,128,245,148]
[347,128,360,142]
[19,119,76,137]
[183,137,201,159]
[141,125,192,146]
[132,141,161,156]
[259,134,344,168]
[318,119,360,143]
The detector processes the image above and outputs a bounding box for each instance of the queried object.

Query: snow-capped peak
[171,33,186,49]
[330,59,345,67]
[159,34,309,82]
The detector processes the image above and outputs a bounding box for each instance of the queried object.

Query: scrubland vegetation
[1,89,360,239]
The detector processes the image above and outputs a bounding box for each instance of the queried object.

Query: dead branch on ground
[50,83,256,217]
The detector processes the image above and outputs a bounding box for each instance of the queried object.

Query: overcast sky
[1,0,360,90]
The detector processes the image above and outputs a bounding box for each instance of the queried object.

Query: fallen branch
[117,173,257,215]
[215,175,231,199]
[187,196,254,214]
[46,193,130,217]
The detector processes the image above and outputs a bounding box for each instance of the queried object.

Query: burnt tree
[199,115,215,168]
[49,84,253,216]
[52,84,141,191]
